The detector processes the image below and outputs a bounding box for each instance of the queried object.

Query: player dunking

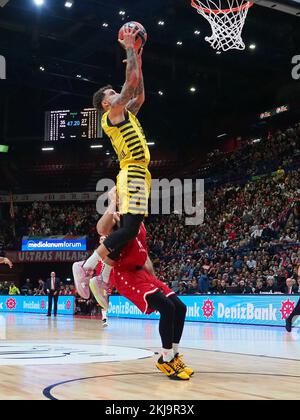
[73,25,151,307]
[89,188,194,381]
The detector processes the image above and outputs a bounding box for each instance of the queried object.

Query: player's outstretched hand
[118,25,140,50]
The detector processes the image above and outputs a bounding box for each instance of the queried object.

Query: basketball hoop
[191,0,253,51]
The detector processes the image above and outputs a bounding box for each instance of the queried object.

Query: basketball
[118,21,147,51]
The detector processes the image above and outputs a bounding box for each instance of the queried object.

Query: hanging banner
[5,251,91,263]
[0,192,100,203]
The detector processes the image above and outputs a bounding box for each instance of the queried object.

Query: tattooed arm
[109,26,139,120]
[126,48,145,115]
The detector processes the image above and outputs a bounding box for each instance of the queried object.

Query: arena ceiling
[0,0,300,152]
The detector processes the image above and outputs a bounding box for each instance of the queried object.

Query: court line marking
[182,346,300,362]
[42,371,300,400]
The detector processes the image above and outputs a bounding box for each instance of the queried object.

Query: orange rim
[191,0,253,15]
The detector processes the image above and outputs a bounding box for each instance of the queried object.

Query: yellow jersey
[101,110,150,170]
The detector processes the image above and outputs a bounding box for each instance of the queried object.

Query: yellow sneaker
[174,353,194,377]
[156,356,190,380]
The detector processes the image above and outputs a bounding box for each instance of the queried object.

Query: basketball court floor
[0,314,299,400]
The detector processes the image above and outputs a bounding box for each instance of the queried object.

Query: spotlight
[158,91,164,96]
[65,1,73,7]
[76,74,82,78]
[194,30,201,35]
[42,147,54,152]
[119,10,126,16]
[0,0,11,7]
[39,66,45,71]
[102,22,109,28]
[176,41,183,46]
[158,21,165,26]
[190,87,196,93]
[34,0,44,5]
[249,43,256,50]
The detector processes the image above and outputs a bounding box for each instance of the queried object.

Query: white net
[191,0,253,52]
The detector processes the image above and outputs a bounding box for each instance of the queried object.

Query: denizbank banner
[108,295,300,327]
[0,296,74,315]
[22,236,87,251]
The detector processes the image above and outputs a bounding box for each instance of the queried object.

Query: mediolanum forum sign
[22,236,87,251]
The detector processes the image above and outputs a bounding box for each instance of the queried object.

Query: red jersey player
[87,190,194,381]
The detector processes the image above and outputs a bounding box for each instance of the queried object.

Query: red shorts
[112,268,175,315]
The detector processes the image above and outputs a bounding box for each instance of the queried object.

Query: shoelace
[175,357,187,370]
[170,357,186,374]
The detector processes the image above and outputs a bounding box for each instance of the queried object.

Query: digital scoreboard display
[45,108,102,141]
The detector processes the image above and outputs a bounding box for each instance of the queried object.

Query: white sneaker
[90,276,109,311]
[72,261,92,300]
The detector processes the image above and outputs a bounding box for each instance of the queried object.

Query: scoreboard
[45,108,102,141]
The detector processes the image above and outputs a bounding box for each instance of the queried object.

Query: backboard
[253,0,300,15]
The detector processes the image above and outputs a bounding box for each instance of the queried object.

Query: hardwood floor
[0,314,299,400]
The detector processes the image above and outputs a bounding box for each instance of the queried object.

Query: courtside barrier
[0,296,74,315]
[108,295,300,327]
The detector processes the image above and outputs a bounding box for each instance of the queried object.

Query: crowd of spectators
[147,168,300,295]
[10,202,99,249]
[198,123,300,185]
[0,278,78,297]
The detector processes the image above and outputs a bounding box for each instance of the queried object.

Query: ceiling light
[158,91,164,96]
[119,10,126,15]
[106,151,110,155]
[76,74,82,78]
[42,147,54,151]
[217,133,227,138]
[216,51,222,55]
[34,0,44,5]
[102,22,109,27]
[65,1,73,8]
[158,21,165,26]
[176,41,183,46]
[249,43,256,50]
[190,87,196,93]
[147,142,155,146]
[194,30,200,35]
[0,1,11,7]
[90,145,103,149]
[39,66,45,71]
